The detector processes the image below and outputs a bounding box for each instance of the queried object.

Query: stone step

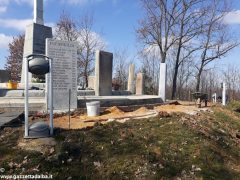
[0,112,23,128]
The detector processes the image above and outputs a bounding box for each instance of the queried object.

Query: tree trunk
[171,64,179,99]
[84,70,88,88]
[171,40,182,99]
[196,66,203,92]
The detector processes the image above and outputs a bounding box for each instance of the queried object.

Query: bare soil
[48,103,208,129]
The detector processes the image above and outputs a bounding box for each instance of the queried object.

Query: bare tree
[55,12,106,88]
[139,47,160,95]
[203,68,221,98]
[171,0,204,99]
[195,0,239,91]
[137,0,204,99]
[223,65,240,100]
[77,13,106,87]
[4,34,24,82]
[176,57,195,99]
[113,48,134,91]
[137,0,179,63]
[137,0,238,99]
[55,11,78,41]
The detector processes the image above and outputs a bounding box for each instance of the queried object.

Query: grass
[0,105,240,179]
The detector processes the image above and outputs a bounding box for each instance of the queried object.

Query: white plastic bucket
[86,101,100,116]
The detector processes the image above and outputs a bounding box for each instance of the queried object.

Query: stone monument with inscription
[46,39,78,110]
[21,0,52,83]
[95,50,113,96]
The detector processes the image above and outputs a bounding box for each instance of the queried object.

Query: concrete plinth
[21,23,52,83]
[0,97,45,112]
[127,64,135,93]
[94,50,113,96]
[0,95,163,111]
[78,95,163,108]
[136,73,145,95]
[0,112,22,128]
[158,63,167,102]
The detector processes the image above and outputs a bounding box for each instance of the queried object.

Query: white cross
[34,0,44,25]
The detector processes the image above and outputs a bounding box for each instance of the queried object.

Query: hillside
[0,102,240,179]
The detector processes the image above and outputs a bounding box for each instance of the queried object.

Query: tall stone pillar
[158,63,167,102]
[21,0,52,83]
[136,73,145,95]
[127,64,135,93]
[94,50,113,96]
[34,0,44,25]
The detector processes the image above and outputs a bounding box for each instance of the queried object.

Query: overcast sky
[0,0,240,70]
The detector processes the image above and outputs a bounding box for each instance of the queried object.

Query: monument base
[0,95,163,112]
[25,121,50,139]
[21,23,52,83]
[78,95,163,108]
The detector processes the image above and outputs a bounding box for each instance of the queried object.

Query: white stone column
[136,73,145,95]
[214,93,217,103]
[222,83,226,106]
[158,63,167,102]
[127,64,135,93]
[88,76,95,90]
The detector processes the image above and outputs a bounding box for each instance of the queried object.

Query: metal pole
[45,43,49,112]
[24,57,29,137]
[45,72,48,111]
[69,89,71,129]
[49,58,54,135]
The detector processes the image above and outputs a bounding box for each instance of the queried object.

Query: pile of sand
[105,106,125,115]
[154,105,198,114]
[47,103,204,129]
[133,107,149,114]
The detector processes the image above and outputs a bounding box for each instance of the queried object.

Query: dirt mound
[133,107,149,113]
[158,111,171,117]
[154,104,199,114]
[105,106,125,115]
[51,104,205,130]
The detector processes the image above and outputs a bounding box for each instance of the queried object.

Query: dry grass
[0,102,239,179]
